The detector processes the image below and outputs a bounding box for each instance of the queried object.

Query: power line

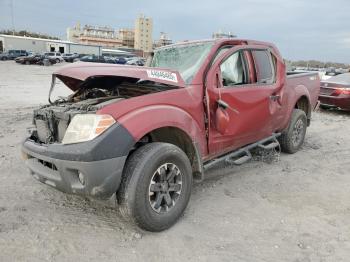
[10,0,15,35]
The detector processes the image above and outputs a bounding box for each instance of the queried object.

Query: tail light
[333,88,350,96]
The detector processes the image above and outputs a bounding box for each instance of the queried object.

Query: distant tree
[0,29,60,40]
[291,60,350,69]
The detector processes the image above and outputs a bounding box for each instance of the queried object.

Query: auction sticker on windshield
[147,70,178,83]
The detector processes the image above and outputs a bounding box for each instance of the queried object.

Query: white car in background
[43,52,64,63]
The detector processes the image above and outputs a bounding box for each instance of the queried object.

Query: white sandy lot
[0,61,350,262]
[0,61,71,109]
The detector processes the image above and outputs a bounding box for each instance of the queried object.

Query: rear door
[206,45,284,156]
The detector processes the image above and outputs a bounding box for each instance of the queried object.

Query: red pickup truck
[22,39,320,231]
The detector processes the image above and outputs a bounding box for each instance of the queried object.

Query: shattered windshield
[150,41,214,84]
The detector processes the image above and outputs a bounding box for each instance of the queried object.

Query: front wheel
[117,143,193,232]
[55,58,60,63]
[279,109,307,153]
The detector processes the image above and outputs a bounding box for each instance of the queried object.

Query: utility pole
[10,0,15,35]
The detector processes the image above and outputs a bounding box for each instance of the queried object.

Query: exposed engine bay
[31,75,177,144]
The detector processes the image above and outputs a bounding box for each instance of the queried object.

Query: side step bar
[204,133,281,170]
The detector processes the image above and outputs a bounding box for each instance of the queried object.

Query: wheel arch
[294,95,311,125]
[112,105,206,181]
[131,126,204,182]
[279,85,312,133]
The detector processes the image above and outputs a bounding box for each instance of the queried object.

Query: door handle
[217,99,240,114]
[270,95,280,101]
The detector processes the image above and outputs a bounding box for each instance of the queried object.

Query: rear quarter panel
[276,73,320,131]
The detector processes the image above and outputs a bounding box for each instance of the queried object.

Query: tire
[25,61,30,65]
[117,142,193,232]
[56,58,60,63]
[279,109,307,154]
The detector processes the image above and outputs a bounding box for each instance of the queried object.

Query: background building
[79,25,122,48]
[0,34,102,54]
[65,15,154,56]
[118,28,134,48]
[67,23,122,48]
[154,32,173,48]
[66,22,81,43]
[134,14,153,53]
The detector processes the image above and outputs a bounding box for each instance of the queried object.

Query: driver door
[206,45,285,157]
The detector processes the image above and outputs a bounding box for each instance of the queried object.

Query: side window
[219,52,246,87]
[252,50,275,84]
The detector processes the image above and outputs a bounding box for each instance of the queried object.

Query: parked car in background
[0,52,9,61]
[69,54,87,62]
[126,57,145,66]
[15,54,57,65]
[103,56,117,64]
[63,53,89,62]
[79,55,115,64]
[0,50,27,60]
[15,54,40,64]
[79,55,105,63]
[319,73,350,110]
[25,51,36,57]
[62,53,76,62]
[114,57,127,64]
[37,56,58,66]
[44,52,64,63]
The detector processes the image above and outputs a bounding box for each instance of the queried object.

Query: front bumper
[21,123,135,199]
[22,146,126,199]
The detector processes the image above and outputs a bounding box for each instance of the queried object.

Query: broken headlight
[62,114,115,145]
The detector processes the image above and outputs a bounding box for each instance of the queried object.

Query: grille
[34,118,68,143]
[35,119,51,143]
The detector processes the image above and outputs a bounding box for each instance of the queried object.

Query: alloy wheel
[148,163,182,213]
[291,118,304,146]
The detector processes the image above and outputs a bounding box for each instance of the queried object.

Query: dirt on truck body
[22,38,320,231]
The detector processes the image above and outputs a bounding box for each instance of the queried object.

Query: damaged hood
[53,62,186,91]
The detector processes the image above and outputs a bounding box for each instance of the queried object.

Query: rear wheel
[279,109,307,153]
[117,143,193,232]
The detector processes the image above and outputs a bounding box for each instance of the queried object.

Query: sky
[0,0,350,63]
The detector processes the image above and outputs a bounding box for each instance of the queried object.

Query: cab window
[219,51,247,87]
[251,50,276,84]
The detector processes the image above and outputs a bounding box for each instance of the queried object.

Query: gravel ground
[0,61,350,262]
